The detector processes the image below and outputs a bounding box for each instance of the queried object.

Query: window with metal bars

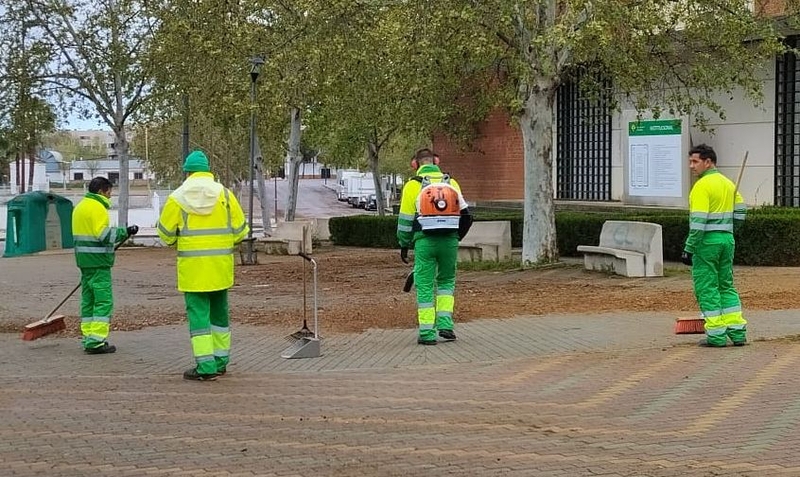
[775,36,800,207]
[555,74,613,201]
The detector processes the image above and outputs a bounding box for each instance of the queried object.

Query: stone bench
[458,220,512,262]
[576,220,663,277]
[258,220,313,255]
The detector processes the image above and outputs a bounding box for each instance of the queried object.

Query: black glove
[126,225,139,237]
[681,251,693,266]
[400,247,409,264]
[458,210,474,241]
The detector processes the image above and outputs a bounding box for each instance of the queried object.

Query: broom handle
[45,238,127,321]
[298,252,318,339]
[734,151,748,196]
[45,283,82,321]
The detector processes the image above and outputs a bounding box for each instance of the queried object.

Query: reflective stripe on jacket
[72,193,127,268]
[685,169,747,254]
[156,172,249,292]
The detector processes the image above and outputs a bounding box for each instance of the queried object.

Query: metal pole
[245,76,257,264]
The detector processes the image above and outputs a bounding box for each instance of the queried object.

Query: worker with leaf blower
[72,176,139,355]
[682,144,747,347]
[397,148,473,345]
[157,151,248,380]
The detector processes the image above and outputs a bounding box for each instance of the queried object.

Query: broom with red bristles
[674,316,706,334]
[21,285,75,340]
[22,241,126,341]
[674,150,748,335]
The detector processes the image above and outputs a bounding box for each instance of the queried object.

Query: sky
[61,113,110,132]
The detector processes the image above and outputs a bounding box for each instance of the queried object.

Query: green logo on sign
[629,119,682,136]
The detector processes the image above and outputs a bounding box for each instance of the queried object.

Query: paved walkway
[2,310,800,476]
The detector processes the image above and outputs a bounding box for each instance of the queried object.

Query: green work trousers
[414,234,459,341]
[185,290,231,375]
[79,267,113,350]
[692,233,747,347]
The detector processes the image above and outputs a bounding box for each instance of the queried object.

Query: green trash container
[3,191,74,257]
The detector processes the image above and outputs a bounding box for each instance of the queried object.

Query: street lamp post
[243,55,265,265]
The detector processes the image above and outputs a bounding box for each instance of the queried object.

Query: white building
[8,156,49,193]
[66,130,116,155]
[68,158,154,184]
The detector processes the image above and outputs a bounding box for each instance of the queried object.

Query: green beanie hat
[183,150,210,172]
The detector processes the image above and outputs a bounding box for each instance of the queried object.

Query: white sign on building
[622,115,690,207]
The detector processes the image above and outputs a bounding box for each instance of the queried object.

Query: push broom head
[21,315,67,341]
[287,319,316,342]
[674,317,705,335]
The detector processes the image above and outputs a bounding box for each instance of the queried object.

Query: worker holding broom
[72,176,139,354]
[682,144,747,347]
[397,148,473,345]
[157,151,248,381]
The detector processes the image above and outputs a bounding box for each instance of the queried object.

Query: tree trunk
[254,136,272,235]
[27,149,35,191]
[16,152,23,193]
[519,86,559,267]
[367,140,385,216]
[284,107,302,221]
[114,127,130,227]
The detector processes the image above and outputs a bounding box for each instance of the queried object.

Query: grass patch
[663,266,691,277]
[458,260,522,271]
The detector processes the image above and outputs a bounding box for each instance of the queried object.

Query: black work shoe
[417,338,437,346]
[732,341,747,347]
[183,368,218,381]
[84,343,116,354]
[438,329,457,341]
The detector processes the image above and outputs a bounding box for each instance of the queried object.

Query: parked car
[365,194,377,211]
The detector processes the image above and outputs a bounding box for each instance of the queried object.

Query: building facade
[433,8,796,208]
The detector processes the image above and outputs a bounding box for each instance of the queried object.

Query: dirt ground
[1,245,799,337]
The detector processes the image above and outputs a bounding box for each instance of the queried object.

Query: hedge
[328,208,800,266]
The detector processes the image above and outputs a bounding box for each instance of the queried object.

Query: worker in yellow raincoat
[157,151,248,380]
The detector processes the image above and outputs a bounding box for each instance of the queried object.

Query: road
[0,178,376,238]
[263,178,378,219]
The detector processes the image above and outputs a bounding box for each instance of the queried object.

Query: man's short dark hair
[414,148,438,162]
[88,176,113,194]
[689,144,717,164]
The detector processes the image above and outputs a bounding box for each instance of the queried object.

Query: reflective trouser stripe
[414,235,459,340]
[435,289,455,331]
[185,290,230,374]
[692,236,746,346]
[418,303,436,331]
[212,325,231,358]
[79,267,113,349]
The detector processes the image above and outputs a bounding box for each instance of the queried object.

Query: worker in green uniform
[157,151,249,380]
[72,176,138,354]
[397,148,472,345]
[682,144,747,347]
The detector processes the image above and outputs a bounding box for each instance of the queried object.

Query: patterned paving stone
[2,309,800,476]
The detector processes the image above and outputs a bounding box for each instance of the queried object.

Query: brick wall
[432,111,524,202]
[756,0,787,16]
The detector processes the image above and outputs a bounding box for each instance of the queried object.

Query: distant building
[69,158,154,184]
[66,130,116,155]
[41,150,67,184]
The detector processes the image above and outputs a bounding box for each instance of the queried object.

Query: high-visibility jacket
[396,164,469,248]
[157,172,249,292]
[72,193,128,268]
[684,169,747,254]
